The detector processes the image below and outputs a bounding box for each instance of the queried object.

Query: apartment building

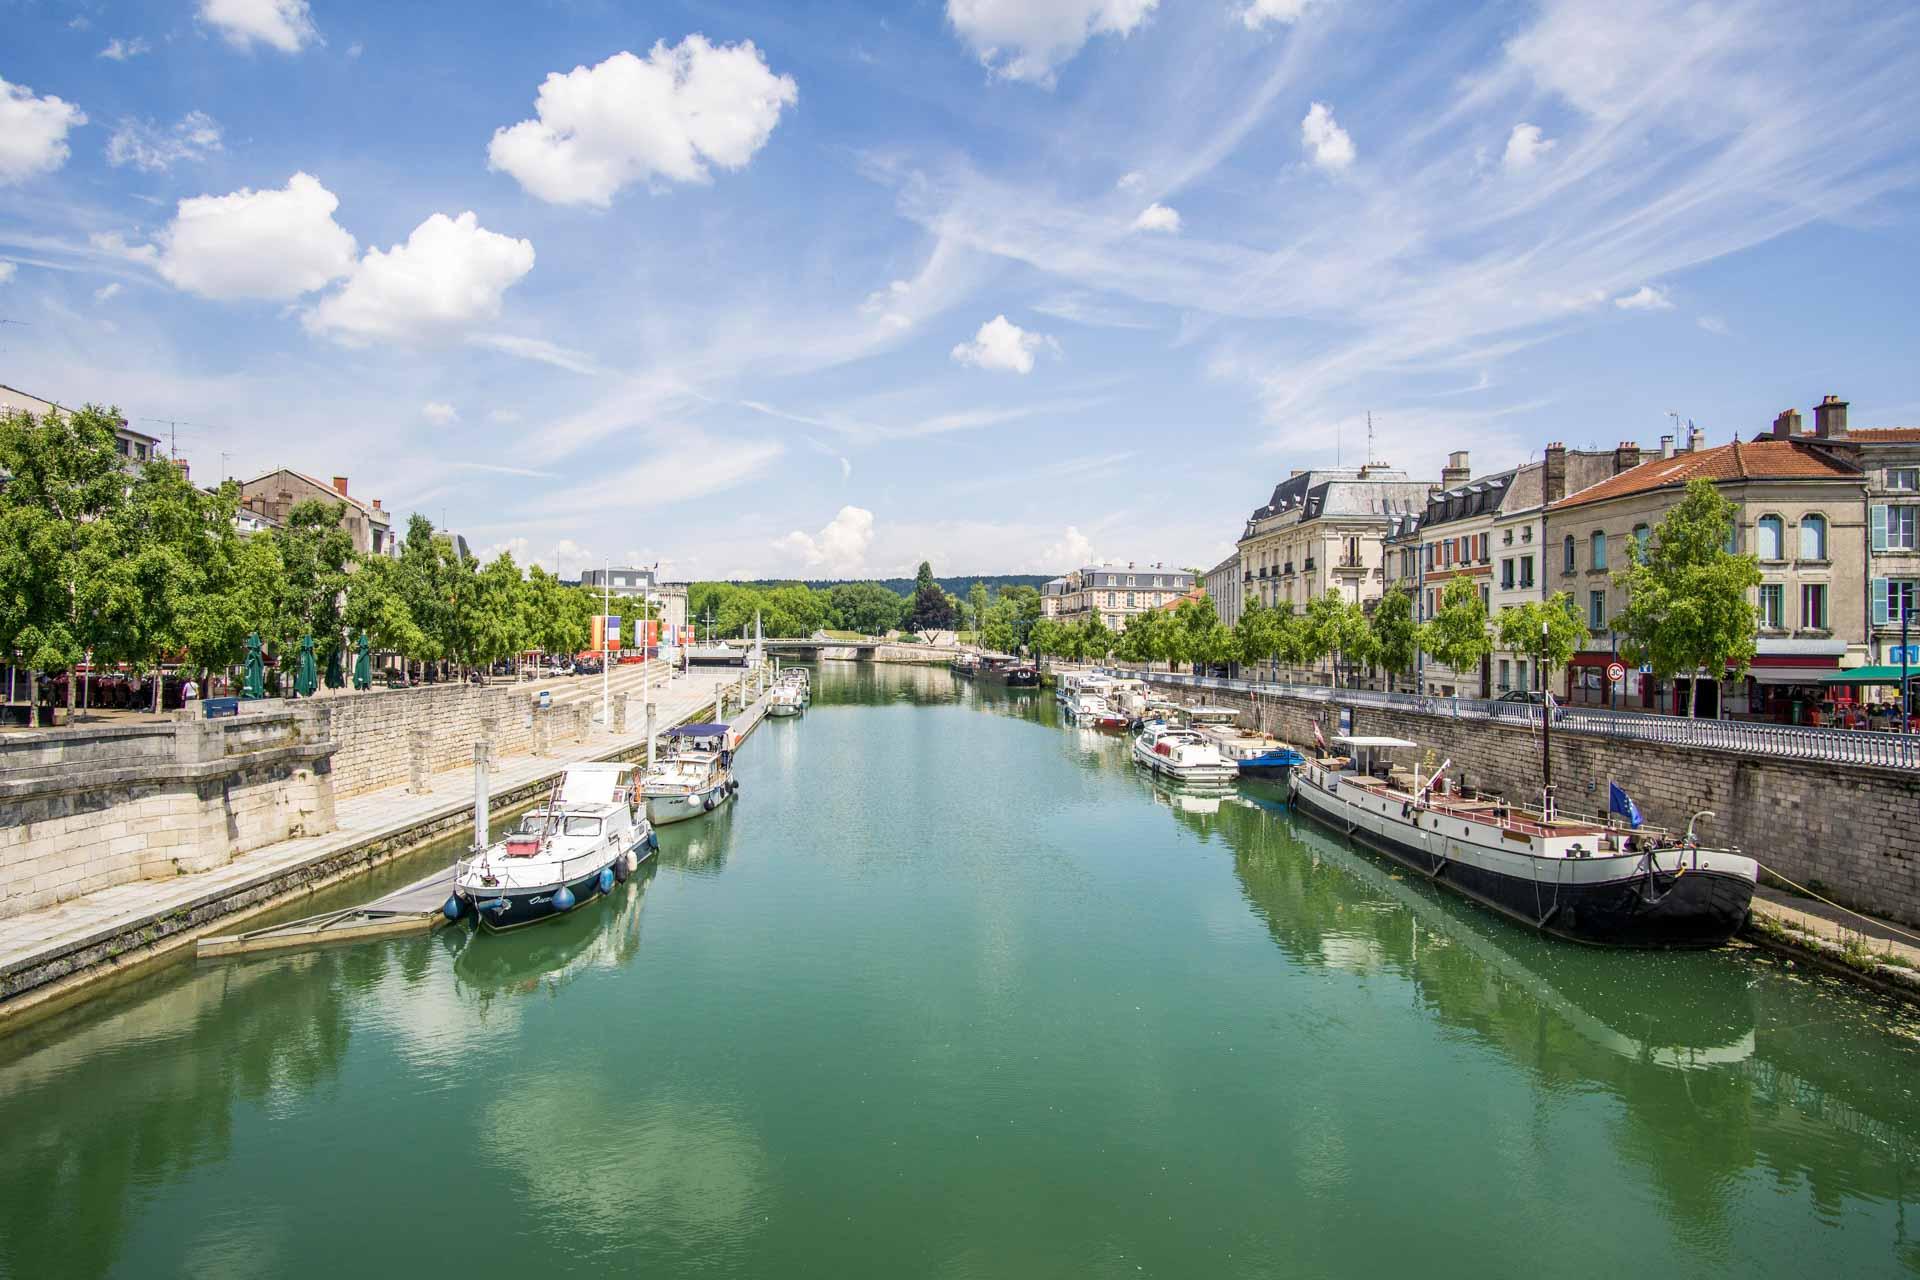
[1203,553,1243,630]
[1,382,168,476]
[1042,563,1193,631]
[1238,465,1433,619]
[239,470,396,557]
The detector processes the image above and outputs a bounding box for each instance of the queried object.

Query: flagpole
[1540,619,1554,822]
[601,559,610,730]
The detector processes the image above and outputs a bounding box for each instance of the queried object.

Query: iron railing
[1123,670,1920,769]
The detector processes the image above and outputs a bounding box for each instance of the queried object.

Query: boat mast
[1540,618,1554,821]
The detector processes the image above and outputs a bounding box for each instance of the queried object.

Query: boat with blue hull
[1236,746,1306,781]
[451,763,657,931]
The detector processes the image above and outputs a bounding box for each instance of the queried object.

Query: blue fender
[597,867,615,894]
[552,886,576,912]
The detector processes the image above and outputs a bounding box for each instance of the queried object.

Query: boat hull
[1289,773,1752,948]
[1130,740,1238,785]
[768,701,802,717]
[646,780,735,825]
[462,841,654,931]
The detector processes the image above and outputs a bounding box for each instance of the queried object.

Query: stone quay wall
[1148,679,1920,928]
[318,681,569,799]
[0,711,336,921]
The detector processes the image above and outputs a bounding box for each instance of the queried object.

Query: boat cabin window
[516,813,550,835]
[562,816,603,837]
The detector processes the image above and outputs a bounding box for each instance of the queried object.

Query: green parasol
[296,635,319,698]
[353,633,373,690]
[243,633,265,699]
[324,643,344,690]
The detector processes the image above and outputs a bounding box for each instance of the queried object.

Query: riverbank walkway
[0,661,765,1018]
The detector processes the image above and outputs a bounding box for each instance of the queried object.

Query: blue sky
[3,0,1919,581]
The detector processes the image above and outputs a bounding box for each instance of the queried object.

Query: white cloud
[199,0,319,53]
[1502,122,1555,170]
[488,408,521,425]
[950,314,1057,374]
[775,505,876,576]
[839,456,852,480]
[1697,315,1729,335]
[469,333,602,376]
[1116,170,1146,191]
[0,78,87,185]
[93,282,122,303]
[1300,101,1354,171]
[128,172,357,300]
[488,38,798,207]
[0,262,15,285]
[1042,526,1094,569]
[106,112,224,172]
[1131,202,1181,233]
[861,278,914,331]
[422,401,459,425]
[305,211,535,346]
[346,42,364,59]
[945,0,1159,85]
[1240,0,1317,30]
[1613,284,1672,311]
[100,37,151,61]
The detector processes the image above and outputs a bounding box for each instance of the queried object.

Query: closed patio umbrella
[353,633,373,690]
[243,633,265,699]
[324,643,344,690]
[296,635,318,698]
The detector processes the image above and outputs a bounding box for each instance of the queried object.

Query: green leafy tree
[826,582,906,636]
[967,581,990,637]
[470,552,531,669]
[904,561,956,633]
[1028,616,1063,661]
[343,551,424,663]
[1081,615,1116,663]
[1496,592,1590,698]
[1001,584,1043,650]
[271,498,355,671]
[1299,592,1346,683]
[1421,575,1492,695]
[521,563,588,657]
[1332,599,1377,686]
[1233,597,1274,676]
[1370,585,1420,691]
[91,457,223,708]
[1611,477,1761,717]
[1174,596,1232,674]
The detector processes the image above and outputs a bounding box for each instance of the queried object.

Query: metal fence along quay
[1128,670,1920,770]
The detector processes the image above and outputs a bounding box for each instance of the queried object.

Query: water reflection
[452,862,659,1012]
[655,797,738,876]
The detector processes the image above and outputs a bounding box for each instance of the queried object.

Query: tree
[91,457,224,708]
[1370,585,1420,691]
[826,582,906,636]
[1081,615,1116,663]
[1332,599,1377,686]
[1174,596,1231,674]
[905,560,956,632]
[967,581,990,637]
[470,552,530,669]
[1421,575,1492,696]
[344,551,424,663]
[1028,616,1063,661]
[1496,593,1589,698]
[272,498,355,668]
[1299,592,1346,684]
[1001,584,1043,650]
[1612,477,1761,718]
[0,405,131,723]
[521,564,588,657]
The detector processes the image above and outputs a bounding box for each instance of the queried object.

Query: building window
[1519,556,1534,589]
[1758,584,1784,629]
[1889,468,1918,491]
[1515,660,1528,692]
[1126,592,1135,608]
[1563,534,1576,575]
[1497,659,1510,692]
[1799,514,1828,561]
[1588,590,1606,630]
[1880,505,1919,551]
[1879,578,1918,625]
[1590,531,1607,571]
[1632,523,1651,561]
[1755,515,1784,561]
[1801,583,1827,630]
[1501,559,1515,590]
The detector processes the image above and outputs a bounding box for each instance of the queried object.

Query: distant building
[580,566,655,597]
[1238,465,1435,624]
[0,382,168,475]
[1203,553,1242,630]
[1042,563,1194,632]
[238,470,395,557]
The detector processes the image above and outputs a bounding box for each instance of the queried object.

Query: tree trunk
[1688,670,1700,720]
[27,670,38,728]
[66,669,76,726]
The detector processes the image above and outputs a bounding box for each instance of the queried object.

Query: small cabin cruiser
[1290,735,1757,948]
[768,682,805,717]
[451,763,655,930]
[1069,692,1130,729]
[642,722,738,825]
[1130,722,1238,785]
[777,668,811,704]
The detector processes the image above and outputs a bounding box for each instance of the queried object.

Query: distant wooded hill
[729,574,1056,597]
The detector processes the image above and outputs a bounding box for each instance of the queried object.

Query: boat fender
[553,886,576,912]
[598,867,616,895]
[443,894,465,921]
[703,790,717,812]
[614,856,630,883]
[648,830,660,851]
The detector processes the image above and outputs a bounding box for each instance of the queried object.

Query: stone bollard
[408,726,432,794]
[532,705,550,757]
[645,701,657,767]
[612,692,629,736]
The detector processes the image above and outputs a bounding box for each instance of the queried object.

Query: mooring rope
[1757,861,1920,948]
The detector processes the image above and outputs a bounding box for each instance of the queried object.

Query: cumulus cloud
[775,505,876,576]
[106,111,223,172]
[946,0,1159,85]
[100,37,151,60]
[1042,525,1094,569]
[1301,101,1354,171]
[1613,284,1672,311]
[1502,122,1556,170]
[1116,170,1145,191]
[1240,0,1317,30]
[488,37,797,207]
[951,314,1057,374]
[1131,202,1181,233]
[111,172,357,300]
[422,401,459,425]
[199,0,319,53]
[305,211,535,346]
[0,78,87,185]
[93,282,122,303]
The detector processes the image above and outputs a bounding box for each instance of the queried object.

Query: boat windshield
[562,816,602,838]
[515,813,550,835]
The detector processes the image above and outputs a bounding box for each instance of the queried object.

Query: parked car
[574,658,604,676]
[1494,689,1568,721]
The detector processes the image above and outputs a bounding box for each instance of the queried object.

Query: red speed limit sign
[1606,662,1626,682]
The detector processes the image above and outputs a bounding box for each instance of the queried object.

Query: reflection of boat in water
[452,764,655,930]
[654,798,738,876]
[454,862,659,1006]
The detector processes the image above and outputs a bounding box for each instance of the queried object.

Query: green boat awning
[1820,666,1920,685]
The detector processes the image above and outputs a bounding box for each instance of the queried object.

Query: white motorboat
[768,683,805,717]
[777,668,811,704]
[642,722,738,825]
[1289,734,1757,948]
[1130,722,1238,784]
[1069,691,1130,729]
[451,763,655,930]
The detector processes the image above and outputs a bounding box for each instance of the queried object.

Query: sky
[3,0,1919,582]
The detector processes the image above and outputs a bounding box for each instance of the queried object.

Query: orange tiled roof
[1158,586,1206,611]
[1550,439,1861,510]
[1845,427,1920,442]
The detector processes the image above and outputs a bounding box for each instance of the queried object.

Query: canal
[2,662,1918,1278]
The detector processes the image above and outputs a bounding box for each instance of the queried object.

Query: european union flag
[1608,782,1644,829]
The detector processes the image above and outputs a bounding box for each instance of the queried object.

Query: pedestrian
[181,675,199,707]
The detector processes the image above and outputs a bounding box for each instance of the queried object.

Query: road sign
[1606,662,1627,682]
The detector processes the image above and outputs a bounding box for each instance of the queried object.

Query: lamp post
[600,560,610,730]
[1903,600,1912,737]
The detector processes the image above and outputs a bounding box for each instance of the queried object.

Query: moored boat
[1130,722,1238,784]
[1289,734,1756,948]
[451,763,655,930]
[768,683,805,717]
[642,723,739,825]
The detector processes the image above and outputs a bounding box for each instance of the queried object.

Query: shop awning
[1819,666,1920,685]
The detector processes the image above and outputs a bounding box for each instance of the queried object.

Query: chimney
[1612,441,1641,473]
[1813,394,1849,439]
[1542,442,1567,504]
[1770,408,1802,439]
[372,498,383,512]
[1688,425,1707,453]
[1289,468,1305,477]
[332,476,349,496]
[1659,435,1675,458]
[1441,450,1471,487]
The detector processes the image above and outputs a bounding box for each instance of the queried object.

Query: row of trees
[683,563,1046,643]
[1,406,608,721]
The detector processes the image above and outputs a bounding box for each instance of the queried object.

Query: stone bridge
[722,639,965,664]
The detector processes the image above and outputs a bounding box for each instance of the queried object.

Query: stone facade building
[1040,563,1193,632]
[1237,465,1433,617]
[239,470,396,557]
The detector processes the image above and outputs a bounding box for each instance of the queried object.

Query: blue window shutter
[1873,578,1890,626]
[1872,504,1888,552]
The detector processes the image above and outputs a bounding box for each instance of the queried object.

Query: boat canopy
[1332,735,1419,749]
[668,722,730,737]
[558,763,635,806]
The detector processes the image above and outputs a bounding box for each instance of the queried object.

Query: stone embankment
[1144,678,1920,929]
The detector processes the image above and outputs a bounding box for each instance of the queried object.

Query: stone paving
[0,662,759,998]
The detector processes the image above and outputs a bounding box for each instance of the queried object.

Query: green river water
[3,663,1918,1278]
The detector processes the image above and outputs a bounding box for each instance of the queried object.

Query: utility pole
[600,560,610,729]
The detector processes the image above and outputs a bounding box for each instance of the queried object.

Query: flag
[1312,721,1327,750]
[1608,782,1643,829]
